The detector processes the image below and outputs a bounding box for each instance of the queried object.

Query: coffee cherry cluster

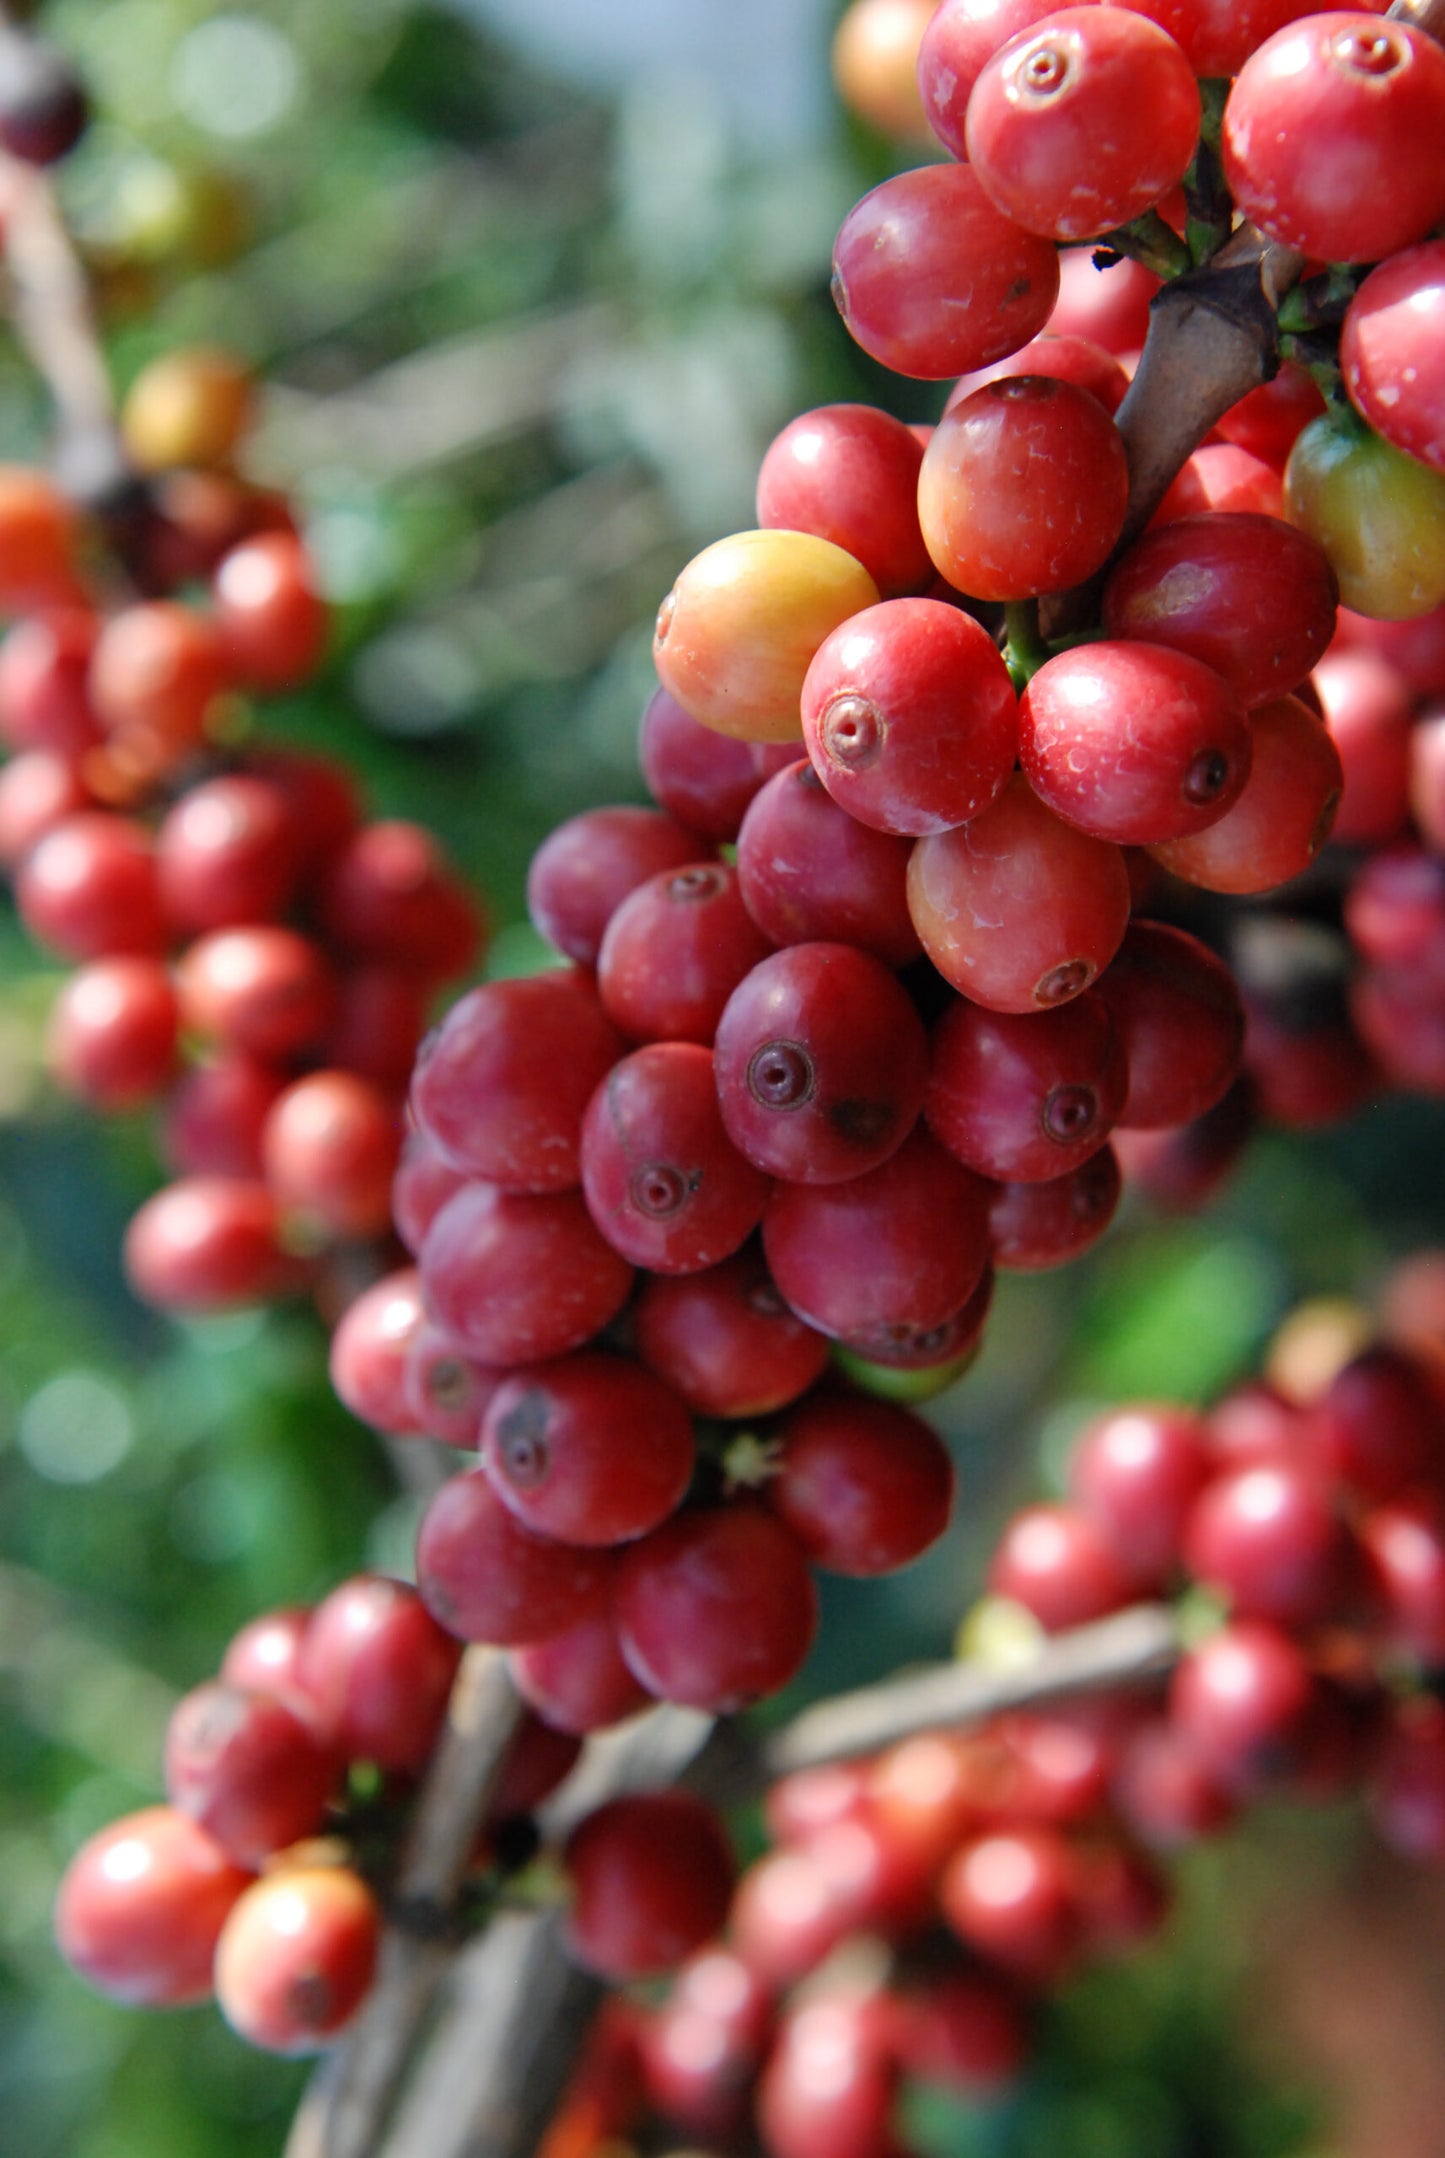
[39,0,1445,2135]
[539,1279,1445,2158]
[53,1562,749,2045]
[0,350,483,1317]
[644,1,1445,1225]
[50,1571,600,2051]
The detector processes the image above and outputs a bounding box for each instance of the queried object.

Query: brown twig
[285,1646,527,2158]
[0,149,120,482]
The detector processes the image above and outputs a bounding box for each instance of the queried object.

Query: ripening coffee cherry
[481,1352,695,1548]
[297,1574,462,1774]
[0,467,81,617]
[1019,642,1252,847]
[416,1469,616,1646]
[966,7,1200,242]
[919,378,1129,602]
[653,529,879,743]
[0,607,100,756]
[526,803,704,967]
[164,1682,342,1868]
[328,1269,429,1438]
[758,404,932,598]
[214,1865,380,2054]
[940,1824,1082,1982]
[89,601,230,767]
[564,1792,735,1979]
[831,162,1059,379]
[410,969,625,1193]
[54,1806,252,2008]
[1286,409,1445,623]
[1102,514,1338,710]
[124,1177,308,1313]
[987,1502,1135,1630]
[831,0,936,141]
[47,955,179,1109]
[16,810,166,960]
[509,1609,653,1735]
[925,991,1126,1184]
[764,1388,954,1575]
[613,1501,819,1712]
[261,1071,402,1242]
[800,597,1018,836]
[713,942,929,1185]
[631,1244,831,1419]
[177,926,339,1061]
[1095,920,1245,1130]
[908,773,1131,1013]
[581,1041,772,1271]
[156,771,304,934]
[1223,14,1445,266]
[738,760,921,967]
[214,532,328,691]
[1148,695,1343,895]
[121,347,254,475]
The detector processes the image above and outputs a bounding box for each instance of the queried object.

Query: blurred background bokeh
[2,4,1444,2154]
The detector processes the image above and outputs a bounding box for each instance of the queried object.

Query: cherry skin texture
[801,597,1018,836]
[653,529,879,743]
[213,1866,380,2055]
[296,1574,462,1776]
[966,7,1200,243]
[1095,919,1245,1130]
[1343,243,1445,476]
[908,772,1131,1013]
[713,941,929,1185]
[565,1792,736,1979]
[737,759,921,967]
[1102,513,1338,710]
[613,1501,819,1713]
[763,1124,993,1352]
[919,0,1093,160]
[830,162,1059,380]
[1286,410,1445,622]
[419,1179,634,1368]
[764,1387,955,1575]
[925,990,1126,1183]
[416,1469,616,1646]
[639,685,764,842]
[54,1806,252,2008]
[1019,641,1252,847]
[581,1039,772,1271]
[525,803,703,968]
[756,403,932,598]
[1223,14,1445,267]
[410,969,625,1193]
[480,1352,696,1548]
[631,1245,830,1419]
[1148,695,1343,896]
[920,378,1129,602]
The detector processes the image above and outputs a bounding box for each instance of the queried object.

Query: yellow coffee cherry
[653,529,879,743]
[121,347,254,475]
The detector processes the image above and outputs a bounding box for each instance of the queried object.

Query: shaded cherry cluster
[538,1285,1445,2158]
[0,352,482,1317]
[52,1573,592,2053]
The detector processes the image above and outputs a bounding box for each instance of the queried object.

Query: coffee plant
[10,2,1445,2154]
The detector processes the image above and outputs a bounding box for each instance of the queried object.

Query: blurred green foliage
[0,2,1435,2154]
